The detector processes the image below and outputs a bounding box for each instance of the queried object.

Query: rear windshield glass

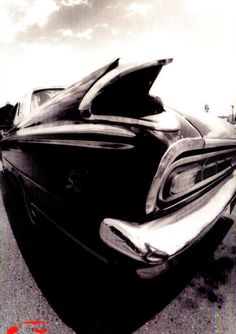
[31,89,63,112]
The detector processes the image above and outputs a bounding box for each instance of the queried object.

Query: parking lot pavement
[0,161,235,334]
[135,218,236,334]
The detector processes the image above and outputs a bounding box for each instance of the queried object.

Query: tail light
[148,147,236,212]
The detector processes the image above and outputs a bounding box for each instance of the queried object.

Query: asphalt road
[0,161,236,334]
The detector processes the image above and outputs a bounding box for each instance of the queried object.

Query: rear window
[31,89,63,112]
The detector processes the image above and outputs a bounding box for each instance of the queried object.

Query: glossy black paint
[1,58,236,266]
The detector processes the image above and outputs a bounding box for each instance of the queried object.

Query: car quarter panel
[1,58,236,275]
[0,104,202,255]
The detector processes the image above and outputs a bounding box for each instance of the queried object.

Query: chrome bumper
[100,171,236,276]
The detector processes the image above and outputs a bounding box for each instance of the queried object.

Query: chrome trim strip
[204,138,236,148]
[176,147,236,162]
[100,171,236,264]
[146,138,204,214]
[15,139,134,150]
[16,124,136,138]
[158,147,236,203]
[87,110,181,132]
[162,166,232,202]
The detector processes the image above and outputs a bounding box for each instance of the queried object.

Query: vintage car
[1,58,236,279]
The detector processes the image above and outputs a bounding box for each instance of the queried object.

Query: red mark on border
[7,320,49,334]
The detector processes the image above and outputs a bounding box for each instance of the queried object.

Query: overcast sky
[0,0,235,115]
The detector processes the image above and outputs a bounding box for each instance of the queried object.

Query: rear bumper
[100,171,236,278]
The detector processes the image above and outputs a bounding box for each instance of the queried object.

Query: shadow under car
[1,170,234,334]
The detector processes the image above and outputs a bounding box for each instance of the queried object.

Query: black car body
[1,58,236,278]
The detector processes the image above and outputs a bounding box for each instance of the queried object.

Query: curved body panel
[1,58,236,278]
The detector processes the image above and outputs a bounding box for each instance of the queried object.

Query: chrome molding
[16,123,136,138]
[14,139,134,150]
[205,138,236,148]
[85,111,181,132]
[146,138,236,214]
[100,171,236,264]
[159,147,236,203]
[146,138,204,214]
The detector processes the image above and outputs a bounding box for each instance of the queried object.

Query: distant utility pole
[231,105,235,123]
[204,104,209,113]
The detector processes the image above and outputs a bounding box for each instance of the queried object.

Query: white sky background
[0,0,235,116]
